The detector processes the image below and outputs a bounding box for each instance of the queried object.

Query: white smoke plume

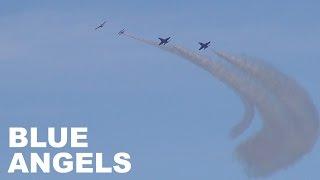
[122,32,319,178]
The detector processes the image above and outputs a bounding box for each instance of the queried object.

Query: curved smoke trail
[124,33,256,139]
[213,51,319,176]
[232,94,255,139]
[122,32,319,177]
[214,51,319,140]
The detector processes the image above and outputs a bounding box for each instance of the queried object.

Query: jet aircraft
[198,41,211,50]
[118,29,125,35]
[158,37,171,45]
[95,21,107,30]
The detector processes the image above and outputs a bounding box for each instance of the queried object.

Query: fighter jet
[118,29,125,35]
[95,21,107,30]
[198,41,211,50]
[158,37,171,45]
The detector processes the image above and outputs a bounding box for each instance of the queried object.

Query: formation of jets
[95,20,212,51]
[158,37,212,51]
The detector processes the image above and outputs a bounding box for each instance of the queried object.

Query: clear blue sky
[0,0,319,179]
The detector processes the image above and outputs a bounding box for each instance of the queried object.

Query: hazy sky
[0,1,319,179]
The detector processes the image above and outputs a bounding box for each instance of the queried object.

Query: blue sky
[0,0,319,179]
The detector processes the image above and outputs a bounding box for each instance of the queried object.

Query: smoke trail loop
[122,32,319,178]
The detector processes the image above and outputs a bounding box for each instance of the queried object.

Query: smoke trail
[214,51,319,140]
[214,51,319,139]
[213,51,319,175]
[125,32,256,139]
[122,32,319,177]
[232,94,255,139]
